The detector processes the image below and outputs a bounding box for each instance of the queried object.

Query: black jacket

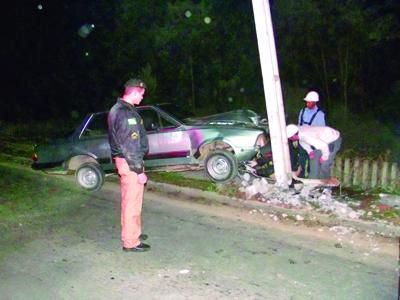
[107,99,149,174]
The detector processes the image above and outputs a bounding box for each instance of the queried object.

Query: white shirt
[298,126,340,160]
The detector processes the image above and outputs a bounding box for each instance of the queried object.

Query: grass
[0,162,87,222]
[0,139,34,159]
[147,171,217,192]
[145,171,245,198]
[0,161,93,261]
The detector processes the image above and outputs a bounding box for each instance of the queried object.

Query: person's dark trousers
[298,145,309,178]
[289,140,298,171]
[320,136,342,179]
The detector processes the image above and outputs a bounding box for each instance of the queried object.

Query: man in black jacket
[108,78,150,252]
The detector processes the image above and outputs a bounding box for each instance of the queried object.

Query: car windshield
[156,103,194,122]
[184,109,262,127]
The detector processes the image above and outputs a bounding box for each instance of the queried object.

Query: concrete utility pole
[251,0,292,187]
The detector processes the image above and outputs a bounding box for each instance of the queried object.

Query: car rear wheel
[204,150,238,182]
[75,162,105,191]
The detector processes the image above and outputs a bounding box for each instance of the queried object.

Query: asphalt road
[0,180,398,300]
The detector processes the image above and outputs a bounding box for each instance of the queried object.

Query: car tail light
[32,153,38,161]
[255,134,268,147]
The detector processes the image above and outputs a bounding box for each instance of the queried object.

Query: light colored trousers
[115,157,144,248]
[309,136,342,179]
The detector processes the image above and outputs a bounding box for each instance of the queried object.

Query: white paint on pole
[251,0,291,187]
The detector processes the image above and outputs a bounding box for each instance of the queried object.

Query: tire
[204,150,238,182]
[75,162,105,191]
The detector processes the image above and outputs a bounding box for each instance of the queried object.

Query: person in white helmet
[298,91,326,126]
[295,91,326,177]
[286,124,341,179]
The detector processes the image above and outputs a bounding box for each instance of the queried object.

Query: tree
[273,0,397,114]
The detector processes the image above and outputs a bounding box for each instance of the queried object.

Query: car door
[76,112,113,168]
[138,107,193,167]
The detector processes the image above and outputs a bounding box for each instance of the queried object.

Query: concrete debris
[240,178,270,199]
[379,193,400,208]
[240,176,362,220]
[241,173,251,183]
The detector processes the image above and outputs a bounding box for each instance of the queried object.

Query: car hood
[184,109,264,128]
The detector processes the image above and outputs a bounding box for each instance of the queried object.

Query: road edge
[147,180,400,238]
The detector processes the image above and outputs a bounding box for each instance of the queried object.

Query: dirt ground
[0,180,398,299]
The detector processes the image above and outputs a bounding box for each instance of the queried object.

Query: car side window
[139,108,179,132]
[140,109,161,132]
[81,113,108,138]
[160,114,177,129]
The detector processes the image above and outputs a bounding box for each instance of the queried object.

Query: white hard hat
[304,91,319,102]
[286,124,299,138]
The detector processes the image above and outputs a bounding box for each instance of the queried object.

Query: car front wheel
[204,150,238,182]
[75,162,105,191]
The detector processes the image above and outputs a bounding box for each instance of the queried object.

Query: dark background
[3,0,400,127]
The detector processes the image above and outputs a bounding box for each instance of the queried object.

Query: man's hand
[319,157,326,164]
[137,173,148,184]
[308,151,315,160]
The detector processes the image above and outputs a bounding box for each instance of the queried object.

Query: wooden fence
[331,156,399,191]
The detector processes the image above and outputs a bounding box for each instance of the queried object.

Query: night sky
[4,1,102,121]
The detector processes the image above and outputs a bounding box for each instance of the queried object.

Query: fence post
[390,163,398,190]
[371,161,378,189]
[352,158,361,187]
[362,160,369,189]
[380,161,389,189]
[343,158,351,187]
[334,156,342,180]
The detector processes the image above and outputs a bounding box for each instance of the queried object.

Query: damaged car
[32,105,270,191]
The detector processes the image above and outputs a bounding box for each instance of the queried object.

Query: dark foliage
[3,1,400,158]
